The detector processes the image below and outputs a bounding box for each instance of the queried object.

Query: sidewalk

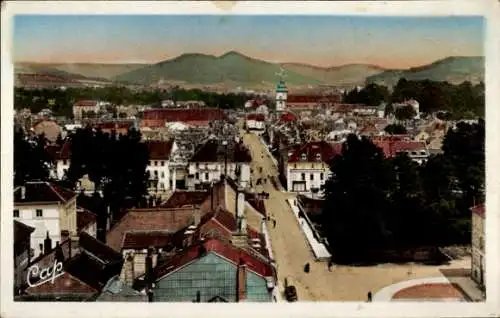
[286,198,331,261]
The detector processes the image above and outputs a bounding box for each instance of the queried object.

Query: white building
[187,137,252,190]
[282,141,341,194]
[73,100,107,120]
[145,139,176,193]
[13,182,78,256]
[246,113,266,131]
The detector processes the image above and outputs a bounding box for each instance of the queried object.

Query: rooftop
[14,181,76,205]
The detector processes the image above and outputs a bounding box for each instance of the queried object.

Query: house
[14,220,35,294]
[281,141,342,193]
[141,108,226,128]
[471,204,485,289]
[246,113,266,131]
[371,137,429,164]
[73,100,103,120]
[46,140,71,180]
[286,94,342,110]
[145,139,175,193]
[13,182,78,256]
[151,238,275,302]
[94,121,134,135]
[187,138,252,189]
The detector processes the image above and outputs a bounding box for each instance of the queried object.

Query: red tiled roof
[94,122,133,131]
[77,208,97,233]
[160,191,209,209]
[360,124,379,134]
[372,139,427,158]
[146,139,174,160]
[14,182,76,205]
[190,139,252,163]
[122,231,173,250]
[14,220,35,244]
[143,108,226,123]
[288,141,342,163]
[279,112,297,122]
[471,204,485,218]
[154,238,274,280]
[247,114,266,122]
[107,207,199,251]
[140,119,165,128]
[287,95,341,104]
[74,100,99,107]
[25,272,98,295]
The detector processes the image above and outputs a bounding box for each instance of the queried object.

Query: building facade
[13,182,78,256]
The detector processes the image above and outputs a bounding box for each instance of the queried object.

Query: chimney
[194,204,201,226]
[124,252,135,286]
[21,186,26,200]
[236,259,247,302]
[145,247,154,291]
[43,231,52,255]
[260,217,266,235]
[236,187,246,234]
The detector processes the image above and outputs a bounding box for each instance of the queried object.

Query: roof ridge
[46,182,69,203]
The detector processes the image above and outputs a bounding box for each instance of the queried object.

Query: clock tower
[275,79,288,112]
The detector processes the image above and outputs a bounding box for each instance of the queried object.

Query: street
[241,129,472,301]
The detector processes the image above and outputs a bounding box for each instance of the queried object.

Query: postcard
[1,1,499,318]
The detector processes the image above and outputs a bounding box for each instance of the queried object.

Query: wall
[146,159,171,192]
[14,204,61,254]
[286,162,331,193]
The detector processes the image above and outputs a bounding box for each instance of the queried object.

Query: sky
[12,15,484,69]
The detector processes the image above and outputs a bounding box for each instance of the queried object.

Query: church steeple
[275,68,288,112]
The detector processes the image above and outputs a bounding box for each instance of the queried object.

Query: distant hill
[16,54,484,90]
[113,51,324,88]
[281,63,385,87]
[15,62,147,81]
[366,56,484,86]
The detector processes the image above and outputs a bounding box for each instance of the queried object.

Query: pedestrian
[304,263,310,273]
[367,291,372,302]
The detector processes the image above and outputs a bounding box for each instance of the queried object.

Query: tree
[14,129,52,186]
[394,105,416,121]
[442,120,485,216]
[384,124,407,135]
[321,134,395,263]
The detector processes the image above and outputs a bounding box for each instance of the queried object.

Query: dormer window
[315,153,322,161]
[301,153,307,161]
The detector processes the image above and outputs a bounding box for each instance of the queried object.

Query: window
[39,244,43,254]
[159,182,165,189]
[310,174,314,180]
[154,161,158,166]
[195,173,199,180]
[63,159,68,165]
[149,161,153,166]
[301,153,307,161]
[316,153,321,161]
[320,173,324,180]
[36,209,43,217]
[479,236,484,250]
[161,161,165,166]
[294,164,297,168]
[154,170,158,177]
[301,173,305,181]
[161,171,165,178]
[205,173,209,180]
[14,210,19,218]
